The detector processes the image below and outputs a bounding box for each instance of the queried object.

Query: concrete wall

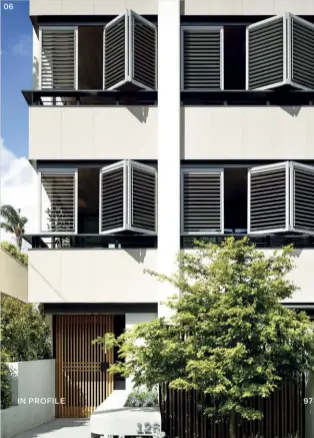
[125,313,157,391]
[0,360,55,438]
[28,249,158,303]
[0,248,28,302]
[183,107,314,160]
[30,0,158,16]
[29,107,157,160]
[29,0,313,16]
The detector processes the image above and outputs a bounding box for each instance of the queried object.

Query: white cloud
[0,138,38,250]
[11,35,32,57]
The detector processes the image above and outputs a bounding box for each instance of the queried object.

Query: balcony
[28,247,158,303]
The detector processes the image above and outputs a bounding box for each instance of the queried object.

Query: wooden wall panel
[55,315,114,418]
[160,379,305,438]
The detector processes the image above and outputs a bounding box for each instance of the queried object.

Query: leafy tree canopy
[1,295,52,362]
[94,237,314,438]
[0,204,28,251]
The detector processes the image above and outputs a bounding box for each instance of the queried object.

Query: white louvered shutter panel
[129,161,157,234]
[130,11,157,90]
[246,16,284,90]
[248,163,289,234]
[289,15,314,90]
[40,170,77,233]
[40,28,77,89]
[182,27,223,90]
[99,162,125,234]
[104,13,127,90]
[290,162,314,235]
[182,169,224,234]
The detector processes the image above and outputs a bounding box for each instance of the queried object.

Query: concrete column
[125,313,157,391]
[157,0,181,318]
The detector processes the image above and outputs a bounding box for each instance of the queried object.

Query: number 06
[3,3,14,10]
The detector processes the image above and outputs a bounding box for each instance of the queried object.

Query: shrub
[1,351,12,409]
[1,295,52,361]
[0,241,28,267]
[125,388,159,408]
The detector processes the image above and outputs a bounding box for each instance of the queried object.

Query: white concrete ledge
[90,390,161,437]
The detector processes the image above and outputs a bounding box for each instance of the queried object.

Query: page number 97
[3,3,14,10]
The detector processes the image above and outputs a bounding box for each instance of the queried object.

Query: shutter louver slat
[292,164,314,233]
[41,29,76,89]
[249,166,287,233]
[183,172,222,234]
[183,28,222,90]
[131,165,156,233]
[132,14,157,90]
[291,17,314,90]
[41,172,76,233]
[100,167,124,232]
[104,16,126,90]
[247,17,284,90]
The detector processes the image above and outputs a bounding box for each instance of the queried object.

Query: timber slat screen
[56,315,114,418]
[160,380,304,438]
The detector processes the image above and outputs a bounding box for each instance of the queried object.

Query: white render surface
[28,249,158,303]
[0,360,55,438]
[90,390,161,438]
[184,107,314,160]
[29,107,157,160]
[30,0,158,16]
[184,0,314,15]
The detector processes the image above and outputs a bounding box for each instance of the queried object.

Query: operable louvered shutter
[248,162,289,234]
[290,162,314,235]
[130,11,157,90]
[103,11,157,90]
[246,16,284,90]
[182,27,223,90]
[99,162,125,234]
[290,15,314,90]
[104,13,127,90]
[129,161,157,233]
[40,169,77,233]
[40,28,77,89]
[182,169,224,235]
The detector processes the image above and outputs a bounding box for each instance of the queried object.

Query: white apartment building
[24,0,314,425]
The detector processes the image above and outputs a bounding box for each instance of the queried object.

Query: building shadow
[127,106,149,123]
[281,106,302,117]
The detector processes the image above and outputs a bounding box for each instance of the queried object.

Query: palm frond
[0,205,20,226]
[0,222,14,233]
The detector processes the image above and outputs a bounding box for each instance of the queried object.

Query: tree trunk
[16,235,21,251]
[229,411,236,438]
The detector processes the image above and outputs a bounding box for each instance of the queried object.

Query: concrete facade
[0,248,28,302]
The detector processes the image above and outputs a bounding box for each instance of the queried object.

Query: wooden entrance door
[55,315,114,418]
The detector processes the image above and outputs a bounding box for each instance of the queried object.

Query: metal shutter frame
[248,162,290,234]
[246,15,286,90]
[103,10,157,91]
[181,26,224,91]
[128,161,157,234]
[39,168,78,234]
[288,14,314,91]
[181,168,224,235]
[290,162,314,235]
[39,26,78,90]
[99,161,127,234]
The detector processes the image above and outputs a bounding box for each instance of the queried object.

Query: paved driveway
[11,419,91,438]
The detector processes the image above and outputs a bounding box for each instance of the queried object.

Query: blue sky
[1,0,37,243]
[1,0,32,158]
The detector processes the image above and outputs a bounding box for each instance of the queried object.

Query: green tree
[0,204,28,251]
[94,237,314,438]
[1,295,52,362]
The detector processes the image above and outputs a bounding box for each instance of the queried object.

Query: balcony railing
[22,89,314,107]
[23,233,314,250]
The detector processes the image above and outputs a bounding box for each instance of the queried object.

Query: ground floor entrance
[55,315,114,418]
